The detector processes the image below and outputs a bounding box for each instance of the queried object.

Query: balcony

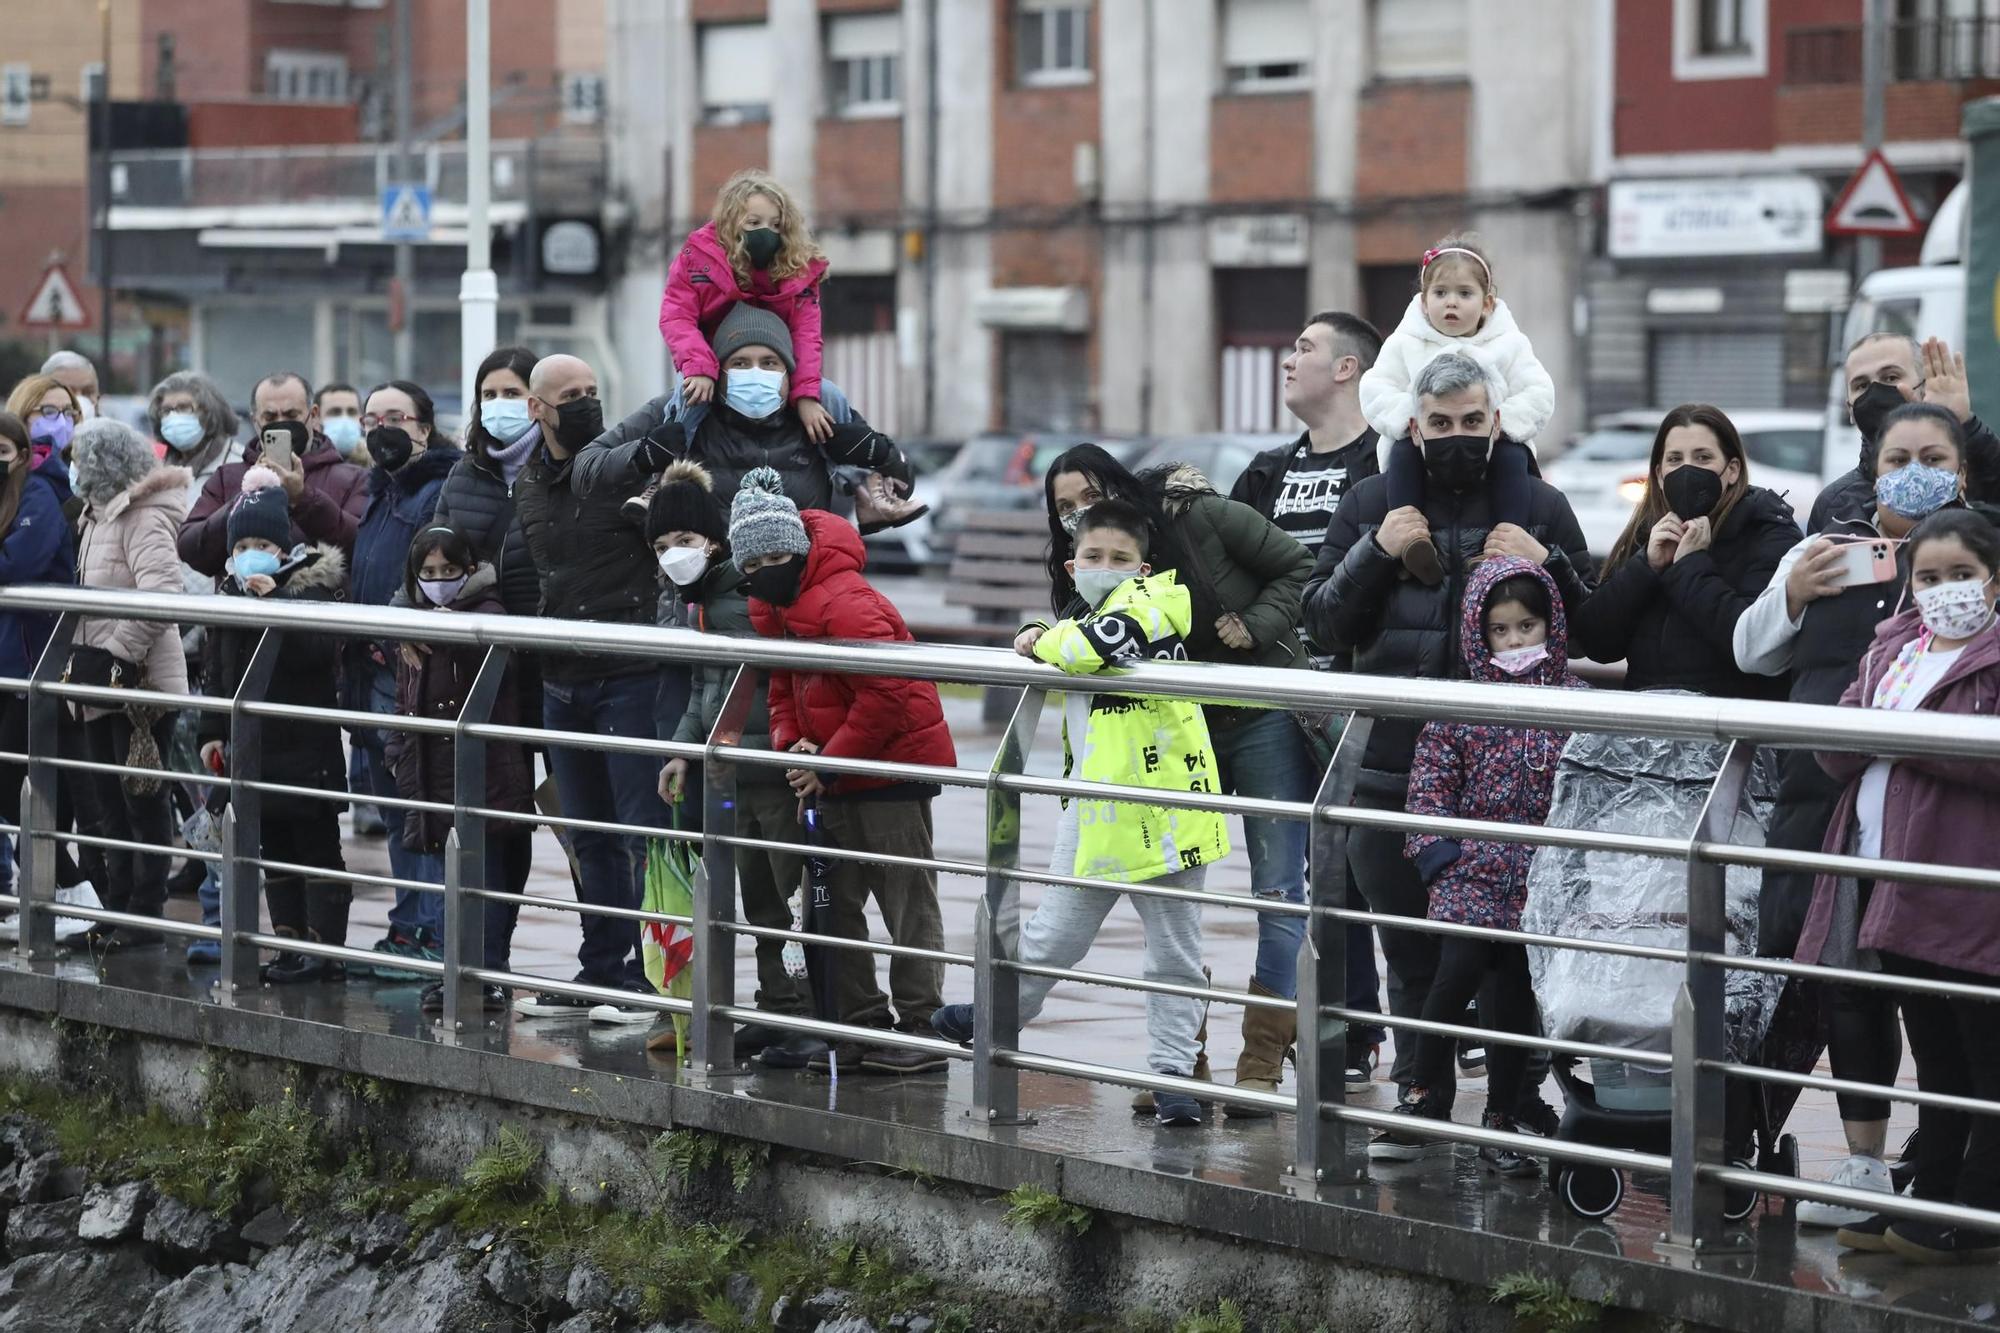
[1785,16,2000,85]
[107,137,604,223]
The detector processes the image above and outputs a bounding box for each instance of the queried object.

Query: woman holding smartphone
[1734,401,1980,1231]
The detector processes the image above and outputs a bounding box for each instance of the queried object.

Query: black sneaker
[1343,1042,1379,1094]
[511,989,594,1018]
[1890,1129,1920,1196]
[1154,1089,1205,1127]
[1369,1089,1446,1162]
[930,1003,975,1045]
[621,480,661,527]
[421,983,510,1014]
[807,1041,875,1075]
[759,1032,829,1069]
[1884,1219,2000,1266]
[860,1030,951,1075]
[1457,1044,1487,1078]
[1513,1096,1561,1139]
[1478,1109,1540,1178]
[1835,1213,1895,1253]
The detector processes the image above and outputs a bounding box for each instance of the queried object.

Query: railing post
[1290,713,1372,1193]
[442,646,510,1038]
[217,630,283,1001]
[16,612,75,962]
[974,686,1043,1127]
[693,666,757,1074]
[1666,739,1755,1255]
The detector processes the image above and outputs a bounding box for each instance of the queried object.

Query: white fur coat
[1358,296,1555,461]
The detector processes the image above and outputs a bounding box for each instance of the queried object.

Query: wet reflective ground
[13,689,1998,1328]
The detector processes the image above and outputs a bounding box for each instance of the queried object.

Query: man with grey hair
[1813,331,2000,531]
[1302,348,1591,1114]
[40,351,99,418]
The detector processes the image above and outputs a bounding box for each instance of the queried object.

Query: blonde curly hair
[712,169,825,286]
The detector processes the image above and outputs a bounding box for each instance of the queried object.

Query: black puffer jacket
[199,545,348,818]
[1569,486,1800,699]
[432,449,539,619]
[515,443,656,681]
[1808,413,2000,533]
[1302,469,1593,799]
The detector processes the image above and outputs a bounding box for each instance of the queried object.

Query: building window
[81,62,105,103]
[1672,0,1767,79]
[264,49,349,102]
[1017,0,1092,87]
[1370,0,1468,80]
[1221,0,1311,92]
[699,22,773,124]
[2,64,32,126]
[562,71,604,125]
[827,11,901,117]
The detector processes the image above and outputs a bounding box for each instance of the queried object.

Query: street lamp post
[460,0,498,414]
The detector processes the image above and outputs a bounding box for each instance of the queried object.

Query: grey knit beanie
[727,466,810,571]
[710,302,795,374]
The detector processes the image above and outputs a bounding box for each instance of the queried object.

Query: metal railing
[109,137,606,213]
[1785,17,2000,85]
[1,585,1998,1260]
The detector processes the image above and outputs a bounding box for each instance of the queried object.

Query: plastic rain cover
[1521,721,1785,1063]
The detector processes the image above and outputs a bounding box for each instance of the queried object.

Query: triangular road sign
[18,263,90,331]
[1826,150,1922,237]
[380,184,432,242]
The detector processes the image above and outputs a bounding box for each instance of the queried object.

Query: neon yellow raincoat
[1033,570,1230,884]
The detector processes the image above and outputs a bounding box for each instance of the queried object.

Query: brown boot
[1224,977,1295,1120]
[1133,967,1211,1114]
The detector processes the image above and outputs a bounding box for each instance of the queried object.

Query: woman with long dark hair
[1571,404,1800,697]
[1029,443,1316,1116]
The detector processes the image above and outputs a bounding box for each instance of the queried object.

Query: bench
[941,509,1055,720]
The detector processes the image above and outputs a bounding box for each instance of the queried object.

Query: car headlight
[1617,477,1648,505]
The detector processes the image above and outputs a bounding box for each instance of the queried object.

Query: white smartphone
[260,425,296,472]
[1830,538,1899,588]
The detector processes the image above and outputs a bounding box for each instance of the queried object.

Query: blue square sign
[381,184,432,242]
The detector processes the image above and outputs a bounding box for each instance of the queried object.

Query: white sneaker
[588,1000,658,1025]
[1797,1153,1892,1228]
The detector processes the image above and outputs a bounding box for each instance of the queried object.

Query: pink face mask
[1491,643,1548,676]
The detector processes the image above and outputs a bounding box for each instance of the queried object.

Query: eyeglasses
[361,410,417,429]
[32,404,75,421]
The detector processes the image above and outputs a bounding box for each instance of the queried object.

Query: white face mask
[658,545,710,587]
[1913,577,1997,640]
[1491,643,1549,676]
[1072,566,1133,608]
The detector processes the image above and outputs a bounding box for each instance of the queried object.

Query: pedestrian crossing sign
[380,184,432,242]
[19,263,89,331]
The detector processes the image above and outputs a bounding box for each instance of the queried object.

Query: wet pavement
[7,668,1995,1328]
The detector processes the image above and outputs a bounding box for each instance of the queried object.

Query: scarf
[487,420,540,488]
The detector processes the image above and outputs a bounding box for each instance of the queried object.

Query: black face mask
[1662,464,1725,521]
[1421,434,1491,493]
[552,396,604,454]
[743,227,782,270]
[367,426,414,473]
[743,559,803,607]
[1850,380,1910,452]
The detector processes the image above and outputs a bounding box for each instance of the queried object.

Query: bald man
[509,356,668,1020]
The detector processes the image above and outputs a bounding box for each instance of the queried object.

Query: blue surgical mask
[322,416,363,456]
[480,398,533,445]
[724,368,786,421]
[160,411,205,451]
[1875,461,1960,519]
[1072,567,1133,609]
[230,549,282,581]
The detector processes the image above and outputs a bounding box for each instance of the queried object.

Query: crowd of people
[1,171,1997,1263]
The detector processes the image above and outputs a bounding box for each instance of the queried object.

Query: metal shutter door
[1650,331,1784,410]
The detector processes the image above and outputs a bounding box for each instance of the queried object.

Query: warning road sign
[1826,150,1922,238]
[18,263,89,331]
[380,183,432,242]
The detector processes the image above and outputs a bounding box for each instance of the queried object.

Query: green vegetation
[649,1127,769,1194]
[1172,1300,1247,1333]
[1003,1183,1094,1235]
[1490,1272,1603,1332]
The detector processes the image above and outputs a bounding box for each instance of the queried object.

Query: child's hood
[1393,292,1526,355]
[796,508,866,591]
[445,561,502,611]
[1096,569,1192,637]
[1459,555,1569,681]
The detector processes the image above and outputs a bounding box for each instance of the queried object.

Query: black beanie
[227,466,294,551]
[645,459,729,546]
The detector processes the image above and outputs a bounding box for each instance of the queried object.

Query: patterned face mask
[1913,577,1996,640]
[1875,461,1960,519]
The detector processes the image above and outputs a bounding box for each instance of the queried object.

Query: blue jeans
[543,671,669,989]
[1211,709,1315,999]
[359,664,444,937]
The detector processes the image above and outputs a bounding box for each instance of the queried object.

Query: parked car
[858,438,959,574]
[1133,433,1296,494]
[1544,409,1821,558]
[926,433,1145,550]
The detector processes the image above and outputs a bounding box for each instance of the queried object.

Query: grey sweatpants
[1016,804,1207,1076]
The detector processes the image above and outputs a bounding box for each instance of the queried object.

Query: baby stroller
[1521,725,1801,1221]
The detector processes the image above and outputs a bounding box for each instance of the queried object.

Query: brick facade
[1776,79,2000,144]
[692,0,769,22]
[693,123,772,216]
[815,117,901,222]
[1209,93,1312,204]
[1354,81,1468,201]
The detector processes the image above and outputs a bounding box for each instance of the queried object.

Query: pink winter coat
[657,221,829,403]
